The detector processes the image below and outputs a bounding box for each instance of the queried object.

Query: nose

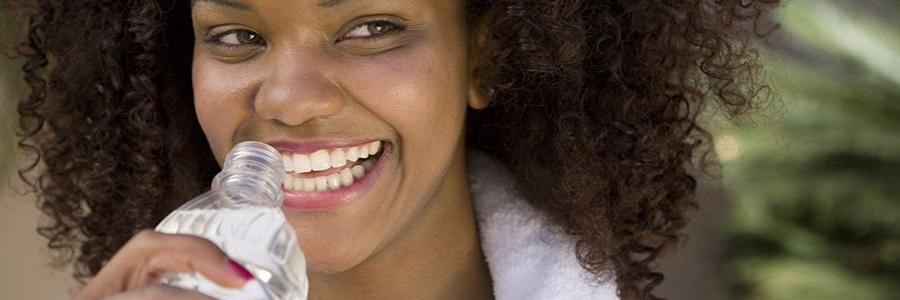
[254,47,345,126]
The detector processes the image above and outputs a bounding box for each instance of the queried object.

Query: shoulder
[467,150,619,300]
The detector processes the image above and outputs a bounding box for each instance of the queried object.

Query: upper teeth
[282,141,382,174]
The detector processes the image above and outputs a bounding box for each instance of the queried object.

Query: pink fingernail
[228,259,254,281]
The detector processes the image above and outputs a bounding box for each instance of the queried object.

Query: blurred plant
[720,0,900,299]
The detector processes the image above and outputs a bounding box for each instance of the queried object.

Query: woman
[9,0,780,299]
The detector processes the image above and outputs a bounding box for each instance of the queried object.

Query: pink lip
[272,140,391,212]
[266,138,381,154]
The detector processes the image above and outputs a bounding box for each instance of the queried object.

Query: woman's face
[191,0,485,273]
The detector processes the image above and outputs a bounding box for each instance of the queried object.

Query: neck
[306,148,494,300]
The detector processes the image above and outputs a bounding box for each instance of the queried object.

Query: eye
[341,20,403,40]
[207,29,265,47]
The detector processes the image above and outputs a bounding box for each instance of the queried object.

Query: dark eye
[209,29,265,47]
[341,20,402,40]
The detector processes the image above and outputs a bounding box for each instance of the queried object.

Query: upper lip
[265,138,382,154]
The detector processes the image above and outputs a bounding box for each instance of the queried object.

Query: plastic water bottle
[155,141,308,300]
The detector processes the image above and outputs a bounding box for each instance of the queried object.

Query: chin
[302,242,374,275]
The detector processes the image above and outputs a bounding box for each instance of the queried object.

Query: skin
[73,231,240,300]
[191,0,493,299]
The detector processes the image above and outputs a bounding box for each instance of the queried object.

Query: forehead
[191,0,387,10]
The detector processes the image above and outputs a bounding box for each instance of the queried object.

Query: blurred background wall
[1,0,898,299]
[0,4,77,298]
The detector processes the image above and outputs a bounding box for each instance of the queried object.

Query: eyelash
[204,30,264,50]
[204,19,406,49]
[340,20,405,41]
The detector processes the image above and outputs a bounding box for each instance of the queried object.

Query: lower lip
[280,144,389,212]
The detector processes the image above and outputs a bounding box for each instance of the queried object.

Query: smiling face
[190,0,487,275]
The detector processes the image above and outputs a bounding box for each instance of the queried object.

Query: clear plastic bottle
[155,141,308,300]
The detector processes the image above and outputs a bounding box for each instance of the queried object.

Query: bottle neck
[212,142,285,207]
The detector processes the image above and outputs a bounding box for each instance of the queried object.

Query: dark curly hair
[7,0,779,298]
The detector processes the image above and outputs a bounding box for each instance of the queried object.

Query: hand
[72,230,253,300]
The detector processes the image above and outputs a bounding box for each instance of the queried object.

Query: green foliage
[721,1,900,299]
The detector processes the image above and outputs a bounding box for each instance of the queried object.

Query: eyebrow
[192,0,356,11]
[193,0,252,11]
[317,0,350,8]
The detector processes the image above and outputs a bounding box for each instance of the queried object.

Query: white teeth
[330,148,347,168]
[315,177,328,191]
[340,168,353,187]
[283,177,293,190]
[326,174,341,190]
[351,165,365,179]
[283,155,376,193]
[293,153,312,173]
[303,178,316,192]
[292,176,303,192]
[283,141,381,174]
[368,141,380,156]
[282,155,294,172]
[280,141,383,193]
[310,150,331,171]
[358,148,370,159]
[346,147,360,162]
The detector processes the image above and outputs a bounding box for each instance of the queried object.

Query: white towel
[468,150,619,300]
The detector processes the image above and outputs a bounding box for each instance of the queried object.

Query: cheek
[192,57,258,162]
[349,44,468,148]
[396,47,467,157]
[340,39,469,200]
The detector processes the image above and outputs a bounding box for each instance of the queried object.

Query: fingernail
[227,259,254,281]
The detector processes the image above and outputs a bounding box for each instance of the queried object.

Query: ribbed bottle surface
[155,141,308,300]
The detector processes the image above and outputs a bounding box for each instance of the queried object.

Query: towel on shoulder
[468,150,619,300]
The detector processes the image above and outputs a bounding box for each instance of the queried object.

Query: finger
[132,231,250,288]
[101,283,216,300]
[145,249,252,288]
[76,230,250,300]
